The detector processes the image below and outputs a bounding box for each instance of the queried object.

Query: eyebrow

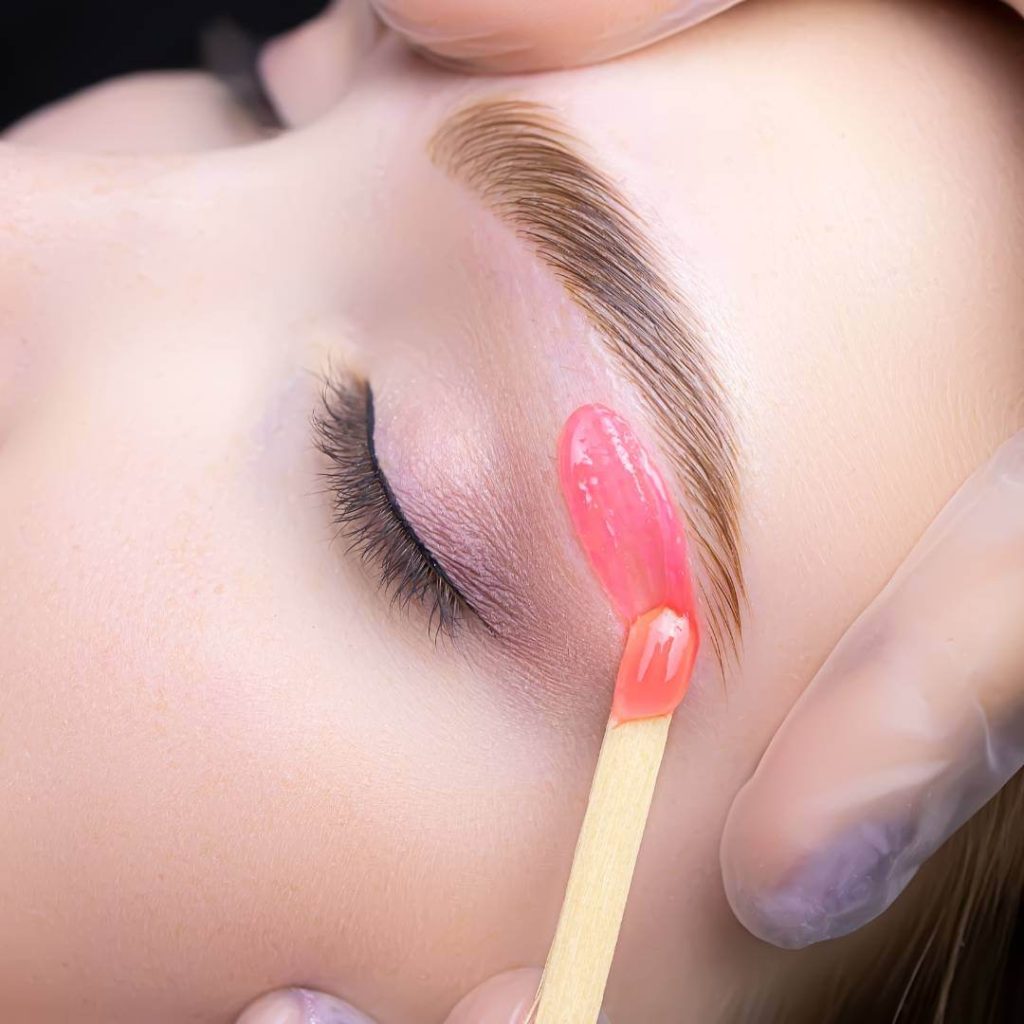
[429,98,743,663]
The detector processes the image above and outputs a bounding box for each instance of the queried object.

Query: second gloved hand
[368,0,747,71]
[233,968,595,1024]
[720,430,1024,948]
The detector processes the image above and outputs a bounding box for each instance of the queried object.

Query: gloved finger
[721,429,1024,949]
[442,968,612,1023]
[368,0,745,72]
[442,968,540,1023]
[235,987,378,1024]
[231,971,563,1024]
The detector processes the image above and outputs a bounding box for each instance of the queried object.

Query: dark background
[0,0,324,130]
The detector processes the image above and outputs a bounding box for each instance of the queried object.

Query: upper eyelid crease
[311,373,487,642]
[428,98,744,666]
[363,387,501,640]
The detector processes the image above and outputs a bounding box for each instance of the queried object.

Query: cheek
[0,367,575,1024]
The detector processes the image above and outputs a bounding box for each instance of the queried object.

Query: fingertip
[369,0,746,72]
[236,990,305,1024]
[443,968,541,1024]
[235,989,377,1024]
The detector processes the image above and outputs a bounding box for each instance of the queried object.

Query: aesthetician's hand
[366,0,747,71]
[717,0,1024,953]
[720,430,1024,948]
[365,0,1024,72]
[233,968,545,1024]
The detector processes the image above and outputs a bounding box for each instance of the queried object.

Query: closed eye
[311,374,472,641]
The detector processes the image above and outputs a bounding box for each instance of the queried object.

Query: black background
[0,0,323,129]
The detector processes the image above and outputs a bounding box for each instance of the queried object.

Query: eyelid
[363,386,484,626]
[430,98,743,667]
[310,372,475,641]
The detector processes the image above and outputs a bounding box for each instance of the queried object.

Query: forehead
[479,0,1024,663]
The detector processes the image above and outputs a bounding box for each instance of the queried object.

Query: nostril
[200,17,284,131]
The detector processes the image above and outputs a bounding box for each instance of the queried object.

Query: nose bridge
[0,73,428,445]
[0,129,380,460]
[0,149,183,354]
[1,144,317,345]
[0,147,79,441]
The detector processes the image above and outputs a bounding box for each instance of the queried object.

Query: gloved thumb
[235,988,377,1024]
[442,968,541,1023]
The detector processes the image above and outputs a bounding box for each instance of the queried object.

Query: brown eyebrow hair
[429,98,743,663]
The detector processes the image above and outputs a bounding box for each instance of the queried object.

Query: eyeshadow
[376,401,623,723]
[430,97,744,667]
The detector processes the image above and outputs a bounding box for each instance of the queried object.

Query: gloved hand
[367,0,1024,72]
[367,0,746,71]
[371,0,1024,74]
[720,430,1024,948]
[233,969,549,1024]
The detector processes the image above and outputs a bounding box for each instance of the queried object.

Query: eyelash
[311,376,469,640]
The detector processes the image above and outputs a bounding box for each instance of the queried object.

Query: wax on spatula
[531,404,700,1024]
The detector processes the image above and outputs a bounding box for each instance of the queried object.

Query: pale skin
[2,2,1023,1023]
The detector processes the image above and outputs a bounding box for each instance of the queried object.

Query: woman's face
[1,1,1022,1021]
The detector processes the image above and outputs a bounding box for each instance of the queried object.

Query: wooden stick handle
[531,714,672,1024]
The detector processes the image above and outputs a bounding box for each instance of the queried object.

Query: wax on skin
[558,404,700,722]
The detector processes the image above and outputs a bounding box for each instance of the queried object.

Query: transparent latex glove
[233,969,609,1023]
[368,0,1023,73]
[721,430,1024,949]
[367,0,747,72]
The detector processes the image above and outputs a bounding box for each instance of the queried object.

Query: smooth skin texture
[372,0,1024,970]
[722,430,1024,948]
[2,2,1023,1023]
[261,0,1024,1012]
